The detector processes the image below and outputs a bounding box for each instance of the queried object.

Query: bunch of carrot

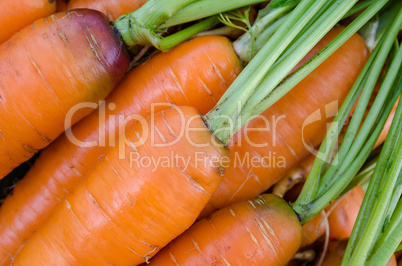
[0,0,401,265]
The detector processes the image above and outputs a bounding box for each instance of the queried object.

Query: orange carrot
[149,194,302,266]
[0,35,241,263]
[327,185,365,240]
[13,106,229,265]
[0,0,56,44]
[301,211,327,248]
[321,239,397,266]
[200,26,369,217]
[0,10,129,179]
[67,0,147,21]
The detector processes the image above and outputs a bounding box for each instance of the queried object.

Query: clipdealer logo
[63,100,341,171]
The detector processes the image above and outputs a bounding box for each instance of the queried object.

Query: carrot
[0,0,56,44]
[200,26,369,217]
[321,239,397,266]
[327,185,365,240]
[0,35,241,263]
[10,2,389,264]
[0,10,129,179]
[66,0,147,21]
[13,106,229,265]
[148,194,302,266]
[300,210,327,248]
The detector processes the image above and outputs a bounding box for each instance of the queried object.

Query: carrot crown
[113,0,267,51]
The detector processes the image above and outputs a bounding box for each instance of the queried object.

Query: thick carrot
[322,239,397,266]
[149,194,302,266]
[0,10,129,179]
[200,26,369,217]
[13,106,229,265]
[0,35,241,263]
[67,0,147,21]
[0,0,56,44]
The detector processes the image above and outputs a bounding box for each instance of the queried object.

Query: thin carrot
[0,10,129,179]
[0,0,56,44]
[148,194,302,266]
[66,0,147,21]
[200,26,369,217]
[0,35,241,263]
[13,106,229,265]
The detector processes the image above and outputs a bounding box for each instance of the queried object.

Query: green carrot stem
[367,198,402,265]
[342,77,402,264]
[234,0,331,63]
[206,0,365,145]
[293,25,402,223]
[342,155,378,195]
[250,15,288,58]
[160,0,267,28]
[316,20,400,193]
[228,0,388,146]
[114,0,197,48]
[160,17,219,51]
[292,1,398,206]
[347,97,402,265]
[342,0,375,19]
[341,31,401,266]
[297,86,400,224]
[233,3,297,62]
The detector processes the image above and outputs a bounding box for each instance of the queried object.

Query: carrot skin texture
[67,0,147,21]
[13,106,229,265]
[201,27,370,217]
[149,194,302,266]
[0,36,241,263]
[0,0,56,44]
[0,10,129,179]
